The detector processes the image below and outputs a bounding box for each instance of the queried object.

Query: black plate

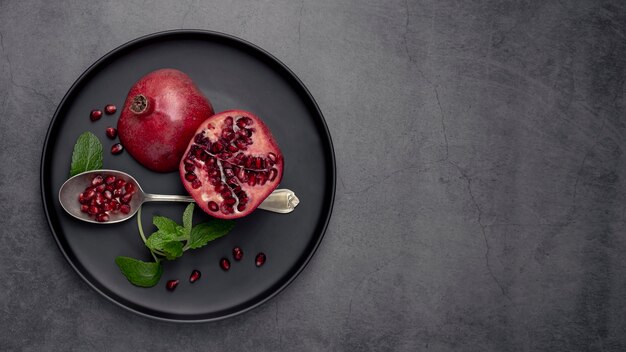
[40,30,335,322]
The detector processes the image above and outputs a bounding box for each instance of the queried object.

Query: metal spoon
[59,169,300,224]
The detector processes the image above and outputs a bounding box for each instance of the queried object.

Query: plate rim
[40,29,336,323]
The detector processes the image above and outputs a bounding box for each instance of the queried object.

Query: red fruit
[233,247,243,261]
[255,253,266,267]
[117,69,214,172]
[220,258,231,271]
[166,279,180,291]
[179,110,283,219]
[90,110,102,121]
[104,104,117,115]
[189,270,201,283]
[111,143,124,155]
[105,127,117,139]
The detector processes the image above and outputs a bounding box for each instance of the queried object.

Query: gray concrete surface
[1,0,626,351]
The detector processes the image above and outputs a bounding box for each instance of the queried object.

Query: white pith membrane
[182,115,280,215]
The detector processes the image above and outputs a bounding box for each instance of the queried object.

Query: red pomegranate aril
[94,193,105,206]
[105,175,116,184]
[80,204,89,213]
[113,188,123,197]
[111,200,120,211]
[233,247,243,261]
[247,173,256,186]
[104,104,117,115]
[88,206,99,215]
[91,175,104,186]
[95,184,106,193]
[184,163,195,172]
[185,173,197,182]
[124,183,135,194]
[224,198,236,206]
[115,179,125,189]
[166,279,180,291]
[105,127,117,139]
[111,143,124,155]
[268,169,278,182]
[90,109,103,121]
[237,203,246,212]
[95,213,109,222]
[121,193,133,204]
[120,204,131,214]
[220,258,231,271]
[191,180,202,189]
[83,189,96,200]
[255,253,266,267]
[103,190,112,200]
[102,202,114,212]
[208,201,219,212]
[189,270,201,283]
[106,184,115,191]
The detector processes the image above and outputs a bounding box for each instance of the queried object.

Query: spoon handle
[143,194,195,202]
[143,189,299,214]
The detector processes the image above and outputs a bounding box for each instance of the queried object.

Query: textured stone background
[1,0,626,351]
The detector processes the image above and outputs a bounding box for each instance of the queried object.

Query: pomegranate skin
[118,69,214,172]
[179,110,284,219]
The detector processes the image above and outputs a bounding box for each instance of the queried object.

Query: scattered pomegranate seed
[104,104,117,115]
[111,143,124,155]
[233,247,243,261]
[105,127,117,139]
[166,279,180,291]
[189,270,201,283]
[255,253,266,267]
[90,109,102,121]
[220,258,231,271]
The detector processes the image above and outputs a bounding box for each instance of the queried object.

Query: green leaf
[182,203,194,238]
[114,256,162,287]
[152,216,179,234]
[69,132,103,177]
[146,230,182,251]
[161,241,184,260]
[188,220,234,250]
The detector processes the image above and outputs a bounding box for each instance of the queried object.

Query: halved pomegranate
[179,110,284,219]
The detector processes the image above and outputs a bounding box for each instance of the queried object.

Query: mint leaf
[115,256,162,287]
[161,241,184,260]
[146,229,184,252]
[69,132,103,177]
[188,220,234,250]
[153,216,178,234]
[182,203,194,238]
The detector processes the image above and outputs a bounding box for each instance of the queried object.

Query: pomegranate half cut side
[179,110,284,219]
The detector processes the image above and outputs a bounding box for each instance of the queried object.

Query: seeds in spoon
[77,174,134,222]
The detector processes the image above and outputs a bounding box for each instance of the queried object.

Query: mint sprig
[115,204,234,287]
[114,256,162,288]
[69,131,103,177]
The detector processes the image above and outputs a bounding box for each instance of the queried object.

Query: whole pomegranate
[179,110,284,219]
[117,69,214,172]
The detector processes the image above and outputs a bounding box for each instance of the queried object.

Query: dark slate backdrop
[1,1,625,351]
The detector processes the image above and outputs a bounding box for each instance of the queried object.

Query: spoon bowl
[59,169,299,224]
